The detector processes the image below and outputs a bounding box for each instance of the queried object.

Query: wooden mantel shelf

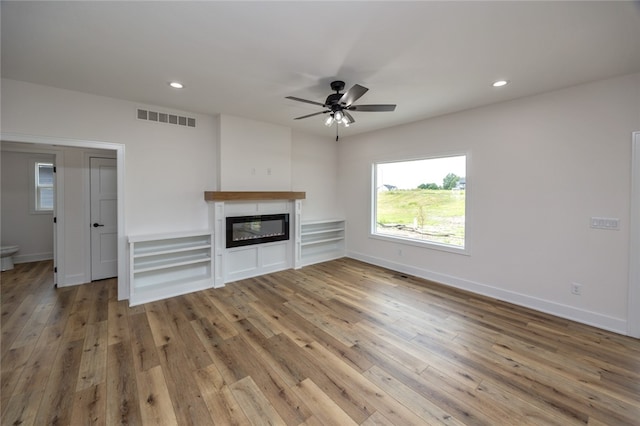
[204,191,306,201]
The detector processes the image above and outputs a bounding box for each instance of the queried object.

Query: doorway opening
[0,145,57,280]
[0,133,127,299]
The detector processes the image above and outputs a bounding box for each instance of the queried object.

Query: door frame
[629,131,640,338]
[1,132,128,300]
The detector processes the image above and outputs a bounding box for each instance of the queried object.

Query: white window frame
[371,153,470,255]
[29,158,54,214]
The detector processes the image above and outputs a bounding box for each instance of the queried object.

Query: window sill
[30,209,54,215]
[370,233,469,256]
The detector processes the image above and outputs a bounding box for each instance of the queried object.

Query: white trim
[370,152,470,254]
[294,200,302,269]
[628,131,640,338]
[1,132,127,299]
[348,250,628,335]
[14,252,53,264]
[54,151,63,286]
[368,233,469,256]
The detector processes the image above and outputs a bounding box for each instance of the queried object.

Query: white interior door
[90,157,117,280]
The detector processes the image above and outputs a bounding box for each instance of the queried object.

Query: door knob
[93,223,105,227]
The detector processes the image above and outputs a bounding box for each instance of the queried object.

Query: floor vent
[137,108,196,127]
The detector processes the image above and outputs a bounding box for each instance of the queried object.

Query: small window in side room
[372,154,467,253]
[34,161,54,212]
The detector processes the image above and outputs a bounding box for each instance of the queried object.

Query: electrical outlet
[591,217,619,230]
[571,282,582,295]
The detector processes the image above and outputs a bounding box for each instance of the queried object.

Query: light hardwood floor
[2,258,639,425]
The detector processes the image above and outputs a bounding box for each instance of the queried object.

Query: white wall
[339,73,640,334]
[216,114,342,220]
[1,79,218,235]
[0,150,54,262]
[218,114,292,191]
[291,130,342,221]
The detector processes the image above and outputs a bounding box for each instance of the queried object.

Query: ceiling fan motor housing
[325,93,343,108]
[330,80,345,93]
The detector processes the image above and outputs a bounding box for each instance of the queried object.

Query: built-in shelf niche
[128,230,214,306]
[297,219,346,267]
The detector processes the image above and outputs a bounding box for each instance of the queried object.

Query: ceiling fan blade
[294,111,328,120]
[339,84,368,106]
[344,111,355,124]
[348,104,396,112]
[286,96,326,107]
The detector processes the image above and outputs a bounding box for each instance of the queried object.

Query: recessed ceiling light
[169,81,184,89]
[492,80,509,88]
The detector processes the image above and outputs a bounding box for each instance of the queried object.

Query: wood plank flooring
[2,258,640,425]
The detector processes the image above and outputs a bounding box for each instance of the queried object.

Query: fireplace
[226,213,290,248]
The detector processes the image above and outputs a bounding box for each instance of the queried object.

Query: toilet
[1,246,20,271]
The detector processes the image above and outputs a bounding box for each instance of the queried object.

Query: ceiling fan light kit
[286,80,396,140]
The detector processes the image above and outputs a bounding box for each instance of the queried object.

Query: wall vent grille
[137,108,196,127]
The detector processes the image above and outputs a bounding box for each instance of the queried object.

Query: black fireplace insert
[226,213,290,248]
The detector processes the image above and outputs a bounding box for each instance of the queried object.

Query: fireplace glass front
[226,214,290,248]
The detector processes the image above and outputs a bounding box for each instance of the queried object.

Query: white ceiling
[2,1,640,138]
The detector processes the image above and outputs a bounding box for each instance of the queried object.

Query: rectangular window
[373,155,467,251]
[35,162,54,211]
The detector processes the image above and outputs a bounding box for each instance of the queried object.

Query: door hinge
[53,217,57,223]
[54,267,57,273]
[53,166,57,173]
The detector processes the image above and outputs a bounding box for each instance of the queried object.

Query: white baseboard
[347,251,628,336]
[14,252,53,264]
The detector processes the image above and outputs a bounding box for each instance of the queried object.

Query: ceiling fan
[286,80,396,140]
